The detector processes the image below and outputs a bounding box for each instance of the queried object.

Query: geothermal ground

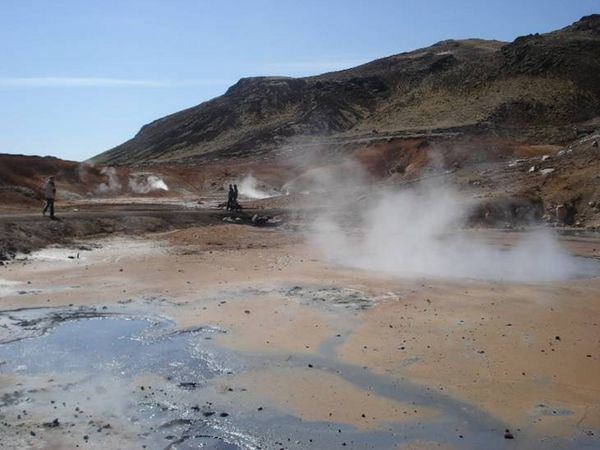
[0,203,599,449]
[2,12,599,450]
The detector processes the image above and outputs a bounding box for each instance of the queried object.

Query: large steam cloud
[310,183,599,282]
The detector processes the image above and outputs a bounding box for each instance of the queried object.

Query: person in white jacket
[42,176,56,219]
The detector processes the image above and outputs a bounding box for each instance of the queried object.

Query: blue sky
[1,0,598,161]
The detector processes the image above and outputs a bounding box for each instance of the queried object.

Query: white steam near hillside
[129,174,169,194]
[94,167,169,195]
[238,174,277,199]
[97,167,122,193]
[310,183,599,282]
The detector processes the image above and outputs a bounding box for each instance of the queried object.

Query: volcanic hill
[93,15,600,166]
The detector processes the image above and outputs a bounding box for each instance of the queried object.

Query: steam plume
[238,174,276,199]
[128,174,169,194]
[309,182,598,282]
[97,167,122,194]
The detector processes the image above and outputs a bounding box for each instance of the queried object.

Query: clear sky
[1,0,598,161]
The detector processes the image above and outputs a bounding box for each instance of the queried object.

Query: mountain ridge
[93,15,600,166]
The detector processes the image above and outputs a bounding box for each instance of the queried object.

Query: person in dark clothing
[42,176,56,219]
[233,184,239,209]
[227,184,235,211]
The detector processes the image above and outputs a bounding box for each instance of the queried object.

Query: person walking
[42,176,56,219]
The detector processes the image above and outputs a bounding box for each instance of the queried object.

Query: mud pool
[1,305,598,449]
[0,312,250,449]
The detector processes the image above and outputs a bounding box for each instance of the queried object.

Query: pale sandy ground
[1,224,599,448]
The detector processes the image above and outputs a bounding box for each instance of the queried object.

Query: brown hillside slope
[0,154,101,208]
[93,15,600,166]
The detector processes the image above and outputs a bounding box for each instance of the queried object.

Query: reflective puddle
[1,310,598,449]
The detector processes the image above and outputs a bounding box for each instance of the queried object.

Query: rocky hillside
[93,15,600,165]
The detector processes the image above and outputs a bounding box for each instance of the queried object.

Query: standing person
[42,176,56,219]
[233,184,239,210]
[227,184,234,211]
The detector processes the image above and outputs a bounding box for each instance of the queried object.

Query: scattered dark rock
[43,418,60,428]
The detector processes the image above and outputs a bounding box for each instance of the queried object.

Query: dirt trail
[0,205,285,261]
